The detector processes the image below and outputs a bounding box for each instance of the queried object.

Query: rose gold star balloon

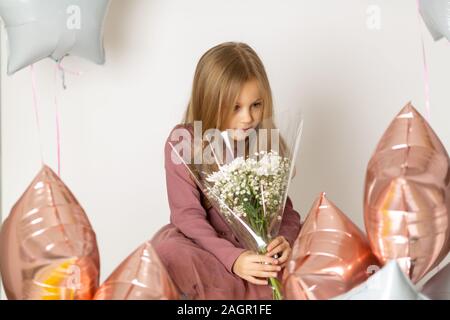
[364,102,450,283]
[93,241,180,300]
[282,192,380,300]
[0,165,100,300]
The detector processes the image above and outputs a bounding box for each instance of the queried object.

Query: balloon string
[54,63,62,177]
[420,34,431,122]
[416,0,431,122]
[30,64,45,167]
[53,61,82,177]
[57,61,83,90]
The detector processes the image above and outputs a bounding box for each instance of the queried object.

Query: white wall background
[1,0,450,299]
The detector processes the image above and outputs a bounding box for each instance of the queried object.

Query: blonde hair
[183,42,272,131]
[180,42,293,208]
[183,42,289,155]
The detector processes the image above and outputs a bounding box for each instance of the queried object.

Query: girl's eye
[234,105,241,112]
[252,102,262,108]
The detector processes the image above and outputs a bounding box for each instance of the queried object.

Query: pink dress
[151,124,302,300]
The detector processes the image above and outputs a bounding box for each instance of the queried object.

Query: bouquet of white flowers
[205,151,291,299]
[206,151,290,241]
[169,109,303,299]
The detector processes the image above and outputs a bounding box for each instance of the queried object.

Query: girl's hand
[265,236,292,268]
[232,250,281,285]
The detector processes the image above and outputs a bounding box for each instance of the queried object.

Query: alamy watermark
[366,5,381,30]
[67,5,81,30]
[169,121,282,165]
[67,264,82,290]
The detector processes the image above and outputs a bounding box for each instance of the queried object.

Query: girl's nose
[240,106,253,123]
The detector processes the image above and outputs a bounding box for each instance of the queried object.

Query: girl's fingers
[245,275,269,286]
[266,236,283,252]
[265,244,285,258]
[249,254,278,265]
[278,247,292,263]
[266,237,288,255]
[254,263,281,272]
[250,270,279,279]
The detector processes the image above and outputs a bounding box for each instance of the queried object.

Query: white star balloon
[419,0,450,42]
[333,261,429,300]
[0,0,110,75]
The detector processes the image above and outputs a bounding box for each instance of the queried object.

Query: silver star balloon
[333,261,428,300]
[419,0,450,42]
[0,0,110,75]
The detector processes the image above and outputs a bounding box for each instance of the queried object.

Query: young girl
[151,42,302,300]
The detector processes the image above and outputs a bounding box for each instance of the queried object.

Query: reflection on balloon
[334,261,428,300]
[0,0,111,75]
[282,192,380,300]
[0,165,100,299]
[421,263,450,300]
[94,241,180,300]
[364,102,450,283]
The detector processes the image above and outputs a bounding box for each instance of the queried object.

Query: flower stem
[269,277,283,300]
[259,246,283,300]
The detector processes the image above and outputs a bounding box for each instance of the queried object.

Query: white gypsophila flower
[206,169,229,183]
[204,151,292,238]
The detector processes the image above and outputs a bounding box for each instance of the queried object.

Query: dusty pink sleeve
[164,128,247,274]
[278,196,302,248]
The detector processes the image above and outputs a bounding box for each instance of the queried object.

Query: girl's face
[223,78,263,141]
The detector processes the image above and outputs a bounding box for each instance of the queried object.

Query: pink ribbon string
[30,64,45,167]
[57,61,83,90]
[53,61,83,177]
[53,63,62,177]
[30,62,82,177]
[420,37,431,122]
[416,0,431,122]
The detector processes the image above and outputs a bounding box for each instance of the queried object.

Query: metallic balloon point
[282,193,380,300]
[364,102,450,283]
[94,241,180,300]
[0,164,100,300]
